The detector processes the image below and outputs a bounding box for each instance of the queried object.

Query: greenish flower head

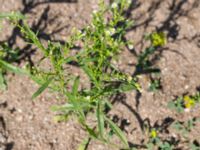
[150,32,166,47]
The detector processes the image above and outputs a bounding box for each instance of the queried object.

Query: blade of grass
[0,72,6,90]
[72,76,80,96]
[97,100,105,139]
[82,65,99,88]
[0,59,27,74]
[0,12,25,20]
[77,137,90,150]
[51,103,74,112]
[66,91,86,123]
[105,117,129,148]
[32,78,53,99]
[85,125,98,139]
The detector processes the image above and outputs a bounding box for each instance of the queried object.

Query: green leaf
[51,103,74,112]
[85,125,98,139]
[0,59,27,74]
[105,117,129,148]
[82,65,99,88]
[72,76,80,96]
[21,22,46,54]
[104,99,113,109]
[32,78,53,99]
[97,100,104,139]
[0,72,6,90]
[167,101,176,109]
[190,143,200,150]
[60,57,74,65]
[65,91,86,123]
[77,137,90,150]
[113,81,140,93]
[53,115,68,122]
[118,83,138,92]
[0,12,25,20]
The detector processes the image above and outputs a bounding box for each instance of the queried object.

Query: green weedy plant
[148,77,161,92]
[0,12,27,90]
[142,120,174,150]
[168,92,200,113]
[144,117,200,150]
[145,127,174,150]
[136,32,166,74]
[172,117,200,138]
[190,141,200,150]
[171,117,200,150]
[0,0,140,149]
[135,32,166,93]
[0,43,24,90]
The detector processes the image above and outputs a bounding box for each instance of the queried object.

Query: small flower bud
[127,75,132,82]
[86,96,90,100]
[111,2,118,9]
[92,10,97,14]
[127,0,132,4]
[128,44,134,50]
[105,28,116,36]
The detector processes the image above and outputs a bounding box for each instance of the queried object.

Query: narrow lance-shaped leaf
[85,125,98,139]
[72,76,80,96]
[51,103,74,112]
[82,65,99,88]
[0,72,6,90]
[32,78,53,99]
[105,117,129,148]
[77,137,90,150]
[19,22,47,54]
[97,100,104,139]
[66,86,86,123]
[0,59,27,74]
[0,12,25,20]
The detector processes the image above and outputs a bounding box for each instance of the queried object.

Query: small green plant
[135,32,165,95]
[136,32,166,74]
[190,141,200,150]
[148,78,161,92]
[0,43,23,90]
[0,12,26,90]
[145,128,174,150]
[142,120,176,150]
[172,117,200,138]
[168,92,200,113]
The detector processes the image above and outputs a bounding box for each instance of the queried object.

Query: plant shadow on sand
[0,116,14,150]
[116,0,200,111]
[0,0,77,67]
[106,0,200,148]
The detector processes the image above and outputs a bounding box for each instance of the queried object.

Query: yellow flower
[151,32,166,47]
[150,129,157,138]
[183,95,195,109]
